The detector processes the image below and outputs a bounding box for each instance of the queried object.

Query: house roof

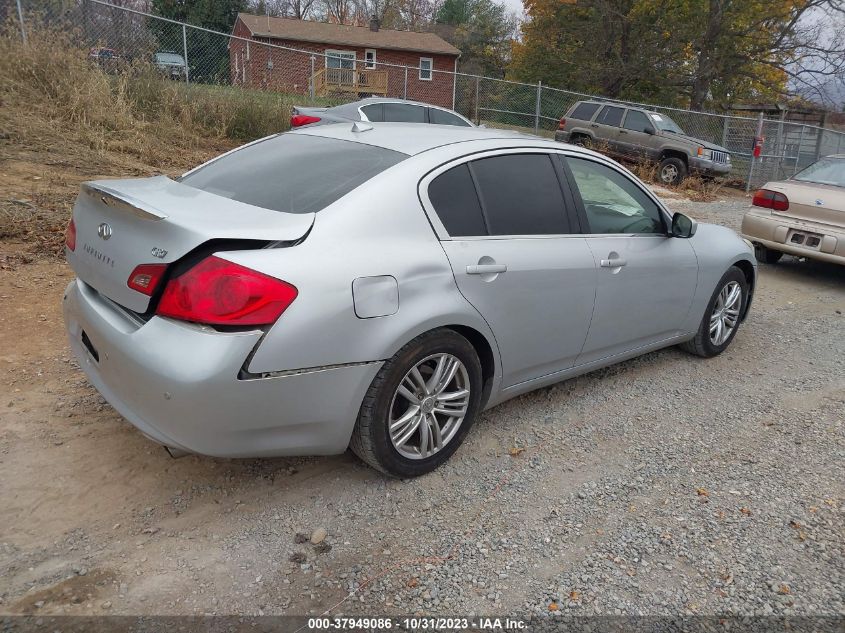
[236,13,461,56]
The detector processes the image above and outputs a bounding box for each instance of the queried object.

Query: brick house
[229,14,461,109]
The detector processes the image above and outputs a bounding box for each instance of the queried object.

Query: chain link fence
[12,0,845,189]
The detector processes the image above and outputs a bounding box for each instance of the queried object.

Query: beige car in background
[742,155,845,265]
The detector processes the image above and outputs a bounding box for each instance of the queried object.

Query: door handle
[619,130,628,134]
[590,123,599,128]
[600,258,627,268]
[466,264,507,275]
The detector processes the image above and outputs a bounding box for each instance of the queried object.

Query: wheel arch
[660,148,689,165]
[444,324,496,407]
[731,257,756,320]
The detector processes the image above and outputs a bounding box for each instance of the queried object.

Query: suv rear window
[570,102,601,121]
[181,134,407,214]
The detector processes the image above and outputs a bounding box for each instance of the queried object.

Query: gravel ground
[0,191,843,621]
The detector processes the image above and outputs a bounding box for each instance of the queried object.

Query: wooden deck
[312,67,388,97]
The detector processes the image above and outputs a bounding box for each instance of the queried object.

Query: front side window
[181,134,407,214]
[566,157,664,234]
[623,110,653,133]
[429,108,471,126]
[596,106,624,128]
[383,103,426,122]
[570,102,601,121]
[419,57,433,80]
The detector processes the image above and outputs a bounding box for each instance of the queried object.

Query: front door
[564,155,698,364]
[618,109,658,162]
[423,152,597,387]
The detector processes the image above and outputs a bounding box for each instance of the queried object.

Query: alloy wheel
[388,353,471,460]
[709,281,742,346]
[661,164,678,183]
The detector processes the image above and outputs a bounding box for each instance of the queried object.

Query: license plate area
[81,330,100,363]
[787,229,823,250]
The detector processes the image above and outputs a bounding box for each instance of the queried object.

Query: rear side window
[428,164,487,236]
[383,103,427,123]
[429,108,471,126]
[472,154,570,235]
[360,103,383,122]
[570,102,601,121]
[181,134,407,214]
[596,106,624,127]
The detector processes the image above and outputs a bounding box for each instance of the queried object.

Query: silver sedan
[62,123,756,477]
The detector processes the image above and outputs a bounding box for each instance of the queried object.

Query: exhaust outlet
[165,446,189,459]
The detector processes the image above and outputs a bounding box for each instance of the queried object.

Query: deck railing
[312,67,388,96]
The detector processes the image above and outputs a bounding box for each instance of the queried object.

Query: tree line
[149,0,844,110]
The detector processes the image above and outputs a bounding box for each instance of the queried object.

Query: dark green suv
[556,100,732,185]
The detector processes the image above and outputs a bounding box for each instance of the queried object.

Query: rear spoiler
[82,183,168,221]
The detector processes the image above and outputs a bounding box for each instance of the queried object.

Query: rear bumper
[741,209,845,265]
[62,279,381,457]
[555,131,570,143]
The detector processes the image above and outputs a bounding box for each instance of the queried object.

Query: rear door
[591,105,626,154]
[420,150,597,388]
[562,155,698,364]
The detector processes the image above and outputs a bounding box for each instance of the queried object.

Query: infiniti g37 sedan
[63,124,757,477]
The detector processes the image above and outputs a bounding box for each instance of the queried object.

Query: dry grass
[0,25,301,262]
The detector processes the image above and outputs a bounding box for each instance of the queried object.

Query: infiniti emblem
[815,199,824,206]
[97,223,112,240]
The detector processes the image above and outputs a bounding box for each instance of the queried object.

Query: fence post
[721,117,729,148]
[15,0,27,44]
[309,56,315,101]
[745,112,763,193]
[403,66,408,100]
[534,80,542,133]
[793,125,806,175]
[182,24,189,85]
[474,76,480,124]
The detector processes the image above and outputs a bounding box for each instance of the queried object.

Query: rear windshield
[792,157,845,187]
[181,134,408,214]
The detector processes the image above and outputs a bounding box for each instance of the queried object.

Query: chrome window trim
[419,146,581,241]
[419,146,672,241]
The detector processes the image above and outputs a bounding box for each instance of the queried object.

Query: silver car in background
[290,97,474,129]
[63,124,756,477]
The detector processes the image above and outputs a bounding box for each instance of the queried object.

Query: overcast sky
[502,0,525,18]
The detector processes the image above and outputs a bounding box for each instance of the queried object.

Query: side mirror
[644,126,655,135]
[671,212,697,238]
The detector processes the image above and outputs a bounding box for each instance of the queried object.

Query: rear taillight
[156,256,297,326]
[290,114,321,127]
[65,218,77,252]
[558,117,566,130]
[127,263,167,296]
[752,188,789,212]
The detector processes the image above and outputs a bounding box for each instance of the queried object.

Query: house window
[325,49,356,70]
[419,57,433,81]
[364,49,377,69]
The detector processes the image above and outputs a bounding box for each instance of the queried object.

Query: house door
[326,51,355,86]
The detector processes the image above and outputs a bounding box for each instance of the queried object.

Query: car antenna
[351,121,374,133]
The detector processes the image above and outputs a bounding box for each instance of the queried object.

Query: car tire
[658,157,688,185]
[680,267,748,358]
[349,329,483,477]
[570,134,592,148]
[754,244,783,264]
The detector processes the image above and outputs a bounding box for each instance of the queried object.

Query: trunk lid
[767,180,845,227]
[67,176,314,313]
